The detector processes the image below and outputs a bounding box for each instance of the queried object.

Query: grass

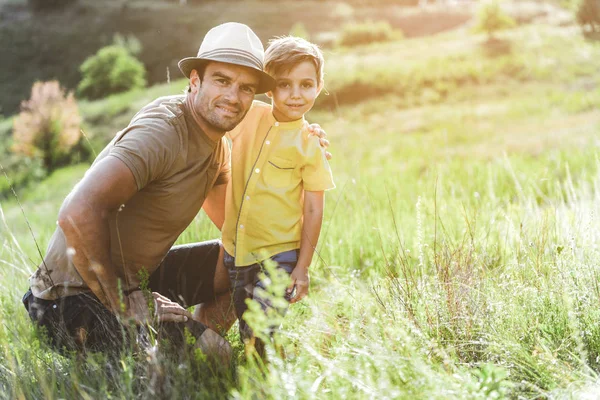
[2,20,600,398]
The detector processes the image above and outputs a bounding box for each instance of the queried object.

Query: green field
[3,5,600,398]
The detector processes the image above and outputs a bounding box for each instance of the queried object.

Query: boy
[221,36,334,352]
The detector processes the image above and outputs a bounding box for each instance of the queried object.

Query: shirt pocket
[265,156,296,189]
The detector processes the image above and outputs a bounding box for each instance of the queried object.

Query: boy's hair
[265,36,325,84]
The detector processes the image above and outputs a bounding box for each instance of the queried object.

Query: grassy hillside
[0,0,470,116]
[3,13,600,399]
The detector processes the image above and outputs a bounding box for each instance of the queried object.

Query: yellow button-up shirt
[222,101,335,267]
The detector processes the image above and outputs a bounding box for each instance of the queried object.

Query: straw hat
[178,22,275,94]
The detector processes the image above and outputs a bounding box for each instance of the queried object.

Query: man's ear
[189,69,201,93]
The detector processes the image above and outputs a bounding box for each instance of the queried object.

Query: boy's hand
[287,266,310,304]
[306,123,332,160]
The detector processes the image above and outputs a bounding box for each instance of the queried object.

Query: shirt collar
[267,109,306,131]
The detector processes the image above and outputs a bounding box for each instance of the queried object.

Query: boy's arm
[288,190,325,304]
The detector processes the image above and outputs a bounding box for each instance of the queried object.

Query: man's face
[189,61,260,133]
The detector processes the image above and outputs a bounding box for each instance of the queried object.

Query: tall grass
[2,24,600,398]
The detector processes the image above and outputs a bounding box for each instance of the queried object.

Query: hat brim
[178,57,275,94]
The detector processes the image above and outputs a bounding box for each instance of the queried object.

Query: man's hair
[264,36,324,84]
[184,64,207,93]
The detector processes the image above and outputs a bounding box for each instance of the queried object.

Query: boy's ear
[316,80,324,96]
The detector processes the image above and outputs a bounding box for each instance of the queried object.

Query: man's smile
[215,104,240,117]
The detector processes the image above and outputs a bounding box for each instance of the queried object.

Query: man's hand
[287,266,310,304]
[306,123,331,160]
[124,290,152,324]
[152,292,193,323]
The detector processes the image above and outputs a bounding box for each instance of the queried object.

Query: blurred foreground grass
[2,23,600,398]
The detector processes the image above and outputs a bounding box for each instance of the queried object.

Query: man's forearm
[59,203,123,312]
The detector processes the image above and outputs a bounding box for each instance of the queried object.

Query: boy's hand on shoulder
[288,266,310,304]
[306,122,332,160]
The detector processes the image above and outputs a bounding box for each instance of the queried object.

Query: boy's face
[268,60,322,122]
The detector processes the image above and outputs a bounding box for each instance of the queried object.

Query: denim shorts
[224,249,298,341]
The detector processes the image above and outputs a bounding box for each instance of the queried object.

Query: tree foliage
[77,44,146,100]
[474,0,516,40]
[12,81,82,172]
[338,20,400,47]
[575,0,600,33]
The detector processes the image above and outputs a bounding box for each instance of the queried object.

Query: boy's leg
[254,249,298,318]
[252,250,298,355]
[224,251,260,343]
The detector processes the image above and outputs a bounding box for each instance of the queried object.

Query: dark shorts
[23,240,221,354]
[225,249,298,342]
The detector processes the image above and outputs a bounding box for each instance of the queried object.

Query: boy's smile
[269,60,323,122]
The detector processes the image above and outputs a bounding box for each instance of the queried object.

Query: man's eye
[216,79,228,85]
[241,86,255,94]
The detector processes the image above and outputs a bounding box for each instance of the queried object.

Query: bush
[77,44,146,100]
[12,81,82,172]
[474,0,516,41]
[338,20,400,47]
[575,0,600,33]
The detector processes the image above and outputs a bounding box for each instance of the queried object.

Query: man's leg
[148,240,235,362]
[23,289,126,355]
[192,245,237,334]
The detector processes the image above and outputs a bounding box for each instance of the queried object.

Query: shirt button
[246,196,250,200]
[255,168,260,173]
[266,140,271,145]
[239,224,244,229]
[274,122,280,127]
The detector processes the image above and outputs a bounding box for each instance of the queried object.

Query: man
[22,22,326,359]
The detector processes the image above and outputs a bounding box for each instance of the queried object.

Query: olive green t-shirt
[29,95,230,300]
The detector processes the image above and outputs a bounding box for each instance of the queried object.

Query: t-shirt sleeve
[214,137,231,186]
[301,137,335,192]
[108,118,180,190]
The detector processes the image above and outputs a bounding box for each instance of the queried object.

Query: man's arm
[287,190,325,304]
[57,156,138,314]
[202,179,228,231]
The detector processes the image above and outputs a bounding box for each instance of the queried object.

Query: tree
[576,0,600,34]
[474,0,516,41]
[12,81,82,172]
[77,42,146,100]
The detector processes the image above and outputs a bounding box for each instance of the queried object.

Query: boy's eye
[277,82,290,88]
[302,82,314,89]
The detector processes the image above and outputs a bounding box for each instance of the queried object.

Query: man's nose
[223,85,241,104]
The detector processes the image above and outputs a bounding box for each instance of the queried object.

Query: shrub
[77,44,146,100]
[12,81,82,172]
[338,20,399,47]
[474,0,516,41]
[575,0,600,33]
